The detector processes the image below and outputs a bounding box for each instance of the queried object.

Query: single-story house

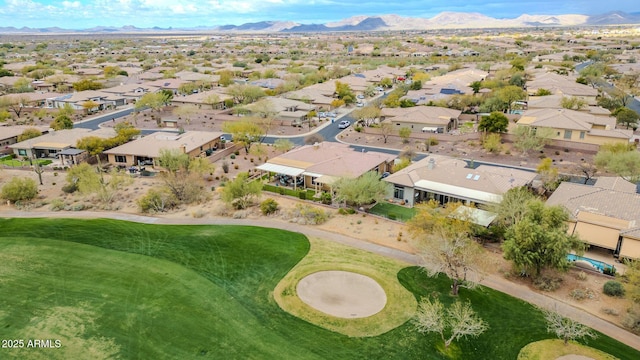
[243,97,317,127]
[47,90,127,110]
[255,142,396,191]
[546,177,640,259]
[516,108,633,146]
[383,155,537,207]
[9,128,116,161]
[104,131,223,167]
[380,106,461,133]
[0,125,50,151]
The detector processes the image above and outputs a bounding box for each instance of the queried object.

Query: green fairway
[0,218,638,359]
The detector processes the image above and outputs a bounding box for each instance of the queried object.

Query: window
[115,155,126,163]
[393,186,404,200]
[580,131,585,139]
[564,130,572,139]
[18,149,27,156]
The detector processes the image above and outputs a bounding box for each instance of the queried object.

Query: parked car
[356,102,364,107]
[338,120,351,129]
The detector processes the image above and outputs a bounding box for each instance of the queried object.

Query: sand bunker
[296,271,387,318]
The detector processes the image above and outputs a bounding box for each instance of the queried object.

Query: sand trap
[296,271,387,318]
[556,356,596,360]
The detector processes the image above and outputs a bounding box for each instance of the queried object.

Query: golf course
[0,217,638,359]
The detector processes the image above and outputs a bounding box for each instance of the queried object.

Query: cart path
[2,209,639,351]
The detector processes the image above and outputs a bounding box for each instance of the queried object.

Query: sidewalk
[1,209,639,351]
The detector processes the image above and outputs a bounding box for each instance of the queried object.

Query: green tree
[512,126,553,157]
[482,133,503,154]
[17,128,42,142]
[502,201,586,277]
[227,84,265,105]
[221,172,262,209]
[470,81,482,94]
[65,163,132,204]
[56,103,75,118]
[332,171,390,208]
[157,149,213,204]
[537,158,560,192]
[484,186,537,229]
[613,107,640,129]
[408,201,486,295]
[335,81,355,104]
[478,111,509,133]
[496,85,526,113]
[414,297,488,350]
[50,115,73,130]
[76,136,106,163]
[594,146,640,182]
[135,92,169,113]
[273,138,294,153]
[12,77,33,93]
[398,127,411,144]
[560,96,587,110]
[203,93,221,109]
[1,177,38,203]
[352,105,381,127]
[222,119,265,154]
[72,78,102,91]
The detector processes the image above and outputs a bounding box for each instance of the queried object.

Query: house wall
[620,236,640,259]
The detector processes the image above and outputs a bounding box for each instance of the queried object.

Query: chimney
[427,158,435,170]
[180,144,187,153]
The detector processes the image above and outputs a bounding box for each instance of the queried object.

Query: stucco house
[255,142,395,191]
[383,155,537,208]
[104,131,223,168]
[516,108,633,146]
[380,106,461,133]
[9,128,116,162]
[546,177,640,259]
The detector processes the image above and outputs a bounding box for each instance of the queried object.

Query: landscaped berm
[0,218,638,359]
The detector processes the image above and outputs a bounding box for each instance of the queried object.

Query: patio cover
[256,163,304,177]
[315,175,339,185]
[449,206,497,227]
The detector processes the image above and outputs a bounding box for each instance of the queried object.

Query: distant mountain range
[1,11,639,34]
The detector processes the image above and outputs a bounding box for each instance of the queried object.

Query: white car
[338,120,351,129]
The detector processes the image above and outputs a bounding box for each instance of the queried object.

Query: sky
[0,0,638,29]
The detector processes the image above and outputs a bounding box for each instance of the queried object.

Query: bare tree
[543,307,597,345]
[379,121,393,143]
[414,297,488,349]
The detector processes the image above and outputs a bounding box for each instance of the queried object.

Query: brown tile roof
[104,131,223,158]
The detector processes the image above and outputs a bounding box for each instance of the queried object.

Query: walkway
[1,209,639,351]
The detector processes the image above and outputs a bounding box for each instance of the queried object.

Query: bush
[260,198,279,215]
[61,183,78,194]
[49,199,65,211]
[289,204,329,225]
[603,281,625,297]
[570,288,594,301]
[320,192,332,205]
[1,177,38,202]
[138,188,178,213]
[338,207,356,215]
[622,307,640,335]
[533,275,563,292]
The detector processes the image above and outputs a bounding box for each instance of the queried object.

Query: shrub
[320,192,332,205]
[338,207,356,215]
[49,199,65,211]
[191,209,208,218]
[230,154,236,159]
[569,288,594,301]
[533,275,563,292]
[603,281,625,297]
[138,188,178,213]
[601,307,619,316]
[1,177,38,202]
[289,204,329,225]
[61,183,78,194]
[222,161,229,173]
[575,271,588,281]
[260,198,279,215]
[622,307,640,335]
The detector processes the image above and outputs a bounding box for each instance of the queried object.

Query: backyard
[0,218,637,359]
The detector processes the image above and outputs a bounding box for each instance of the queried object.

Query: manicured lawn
[0,218,637,359]
[369,202,417,221]
[0,158,52,167]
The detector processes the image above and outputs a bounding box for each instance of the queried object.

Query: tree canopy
[502,200,586,277]
[220,172,262,209]
[332,171,389,208]
[478,111,509,133]
[594,144,640,182]
[222,119,265,154]
[50,115,73,130]
[408,201,486,295]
